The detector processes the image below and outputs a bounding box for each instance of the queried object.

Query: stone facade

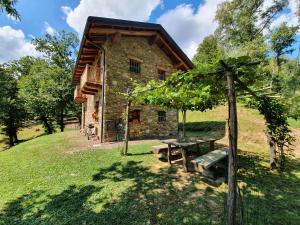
[82,36,179,142]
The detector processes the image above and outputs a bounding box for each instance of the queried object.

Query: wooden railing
[80,65,102,95]
[74,85,87,103]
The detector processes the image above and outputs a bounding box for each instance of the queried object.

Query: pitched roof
[73,16,194,84]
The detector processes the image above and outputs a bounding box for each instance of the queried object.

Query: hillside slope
[184,104,300,158]
[0,105,299,224]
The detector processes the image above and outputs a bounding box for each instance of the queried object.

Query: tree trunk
[182,110,186,138]
[41,116,53,134]
[123,100,131,155]
[12,119,18,143]
[267,132,277,169]
[7,119,16,147]
[226,70,238,225]
[8,134,14,147]
[60,107,64,132]
[13,130,18,143]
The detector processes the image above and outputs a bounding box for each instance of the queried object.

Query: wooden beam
[88,35,107,42]
[148,34,159,45]
[78,59,95,64]
[158,36,189,70]
[82,46,97,51]
[111,32,122,44]
[81,89,96,95]
[80,55,96,59]
[174,61,184,68]
[89,28,157,37]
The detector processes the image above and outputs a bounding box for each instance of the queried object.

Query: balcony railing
[80,65,102,95]
[74,85,87,103]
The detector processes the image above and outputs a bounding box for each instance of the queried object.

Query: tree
[193,35,224,65]
[270,22,299,68]
[0,64,25,146]
[0,0,20,20]
[215,0,288,45]
[18,59,57,134]
[32,31,79,132]
[9,56,37,78]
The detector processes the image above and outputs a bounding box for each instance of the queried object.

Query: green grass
[0,105,299,224]
[0,125,45,151]
[288,117,300,129]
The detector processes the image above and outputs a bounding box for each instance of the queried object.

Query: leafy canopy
[0,0,20,20]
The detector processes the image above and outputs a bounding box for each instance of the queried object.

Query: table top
[162,137,216,148]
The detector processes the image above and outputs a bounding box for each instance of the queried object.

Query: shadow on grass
[0,133,46,152]
[126,151,153,156]
[0,153,299,225]
[0,160,224,225]
[235,152,300,224]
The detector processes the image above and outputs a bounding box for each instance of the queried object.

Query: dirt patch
[64,130,161,154]
[292,128,300,158]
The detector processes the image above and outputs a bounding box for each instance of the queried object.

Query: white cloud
[271,0,299,29]
[44,22,57,36]
[62,0,161,34]
[157,0,225,59]
[0,26,39,63]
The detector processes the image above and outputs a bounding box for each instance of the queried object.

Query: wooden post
[181,148,188,172]
[209,140,215,151]
[226,69,238,225]
[123,98,131,155]
[182,110,187,138]
[167,144,172,165]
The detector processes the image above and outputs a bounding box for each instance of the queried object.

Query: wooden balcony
[74,85,87,103]
[80,65,102,95]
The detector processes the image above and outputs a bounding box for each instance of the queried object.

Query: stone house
[73,17,193,142]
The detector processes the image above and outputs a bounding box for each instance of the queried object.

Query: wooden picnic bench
[152,144,178,160]
[191,148,228,186]
[191,148,228,172]
[161,138,217,172]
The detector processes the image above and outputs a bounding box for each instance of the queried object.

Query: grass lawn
[288,117,300,129]
[0,124,45,151]
[0,105,299,225]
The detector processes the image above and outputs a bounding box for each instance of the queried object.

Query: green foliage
[270,22,299,67]
[32,30,79,131]
[0,64,25,146]
[136,68,224,113]
[215,0,288,45]
[277,60,300,119]
[193,34,224,65]
[0,0,20,20]
[32,30,78,71]
[251,97,295,170]
[8,56,37,78]
[18,59,58,134]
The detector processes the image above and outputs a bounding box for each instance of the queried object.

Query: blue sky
[0,0,299,63]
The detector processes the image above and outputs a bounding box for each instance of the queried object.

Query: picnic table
[162,138,217,172]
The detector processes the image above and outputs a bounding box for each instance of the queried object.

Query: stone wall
[83,92,101,137]
[102,36,178,141]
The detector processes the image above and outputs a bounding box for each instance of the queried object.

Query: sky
[0,0,299,63]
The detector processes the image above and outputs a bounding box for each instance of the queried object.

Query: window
[129,109,141,122]
[158,111,166,122]
[158,69,166,80]
[129,59,141,73]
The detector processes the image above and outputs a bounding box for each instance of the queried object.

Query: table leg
[181,148,188,172]
[167,144,172,165]
[210,140,215,151]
